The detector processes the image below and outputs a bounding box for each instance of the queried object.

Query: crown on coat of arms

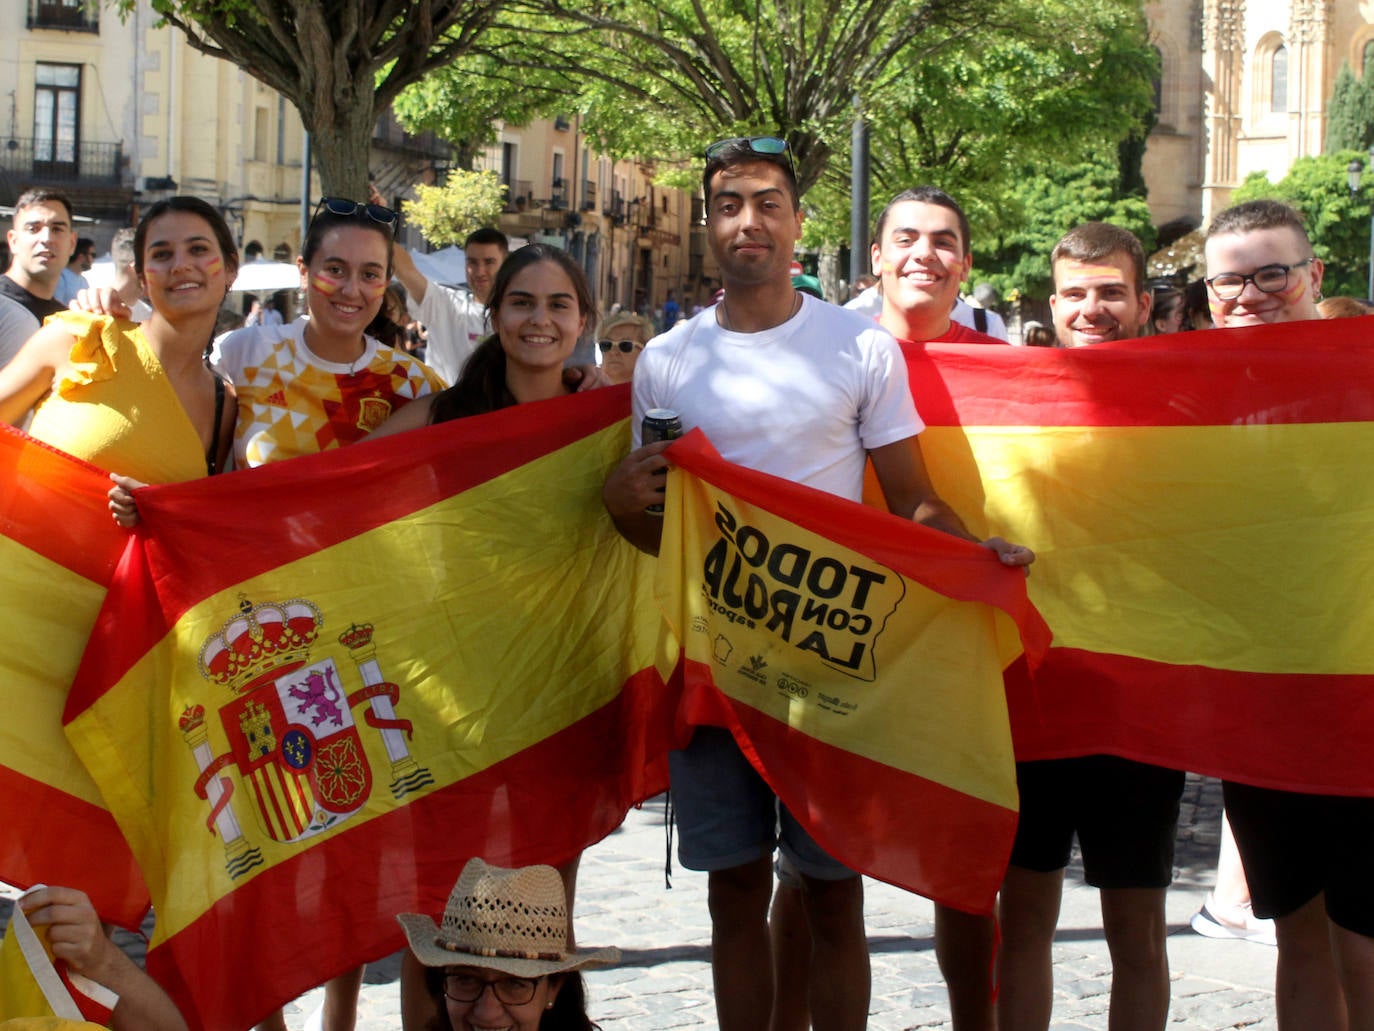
[198,595,323,694]
[338,622,374,650]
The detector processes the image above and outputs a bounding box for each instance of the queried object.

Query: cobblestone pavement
[2,775,1279,1029]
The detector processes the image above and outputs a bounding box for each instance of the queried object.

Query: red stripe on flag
[0,425,125,585]
[905,321,1374,428]
[0,764,147,929]
[676,659,1015,914]
[143,666,679,1031]
[666,430,1050,666]
[1006,648,1374,795]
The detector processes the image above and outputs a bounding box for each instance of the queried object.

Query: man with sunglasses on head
[1200,199,1374,1030]
[604,135,1031,1031]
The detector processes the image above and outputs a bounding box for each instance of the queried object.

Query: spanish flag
[0,428,146,928]
[660,431,1050,914]
[909,320,1374,795]
[62,387,674,1031]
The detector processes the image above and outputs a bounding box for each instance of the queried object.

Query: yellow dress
[27,311,213,484]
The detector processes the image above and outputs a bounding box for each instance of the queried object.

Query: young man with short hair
[997,222,1180,1031]
[604,137,1030,1031]
[1,188,76,325]
[390,225,510,386]
[1203,199,1374,1031]
[55,235,95,305]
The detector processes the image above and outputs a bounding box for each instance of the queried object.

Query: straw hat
[397,859,620,978]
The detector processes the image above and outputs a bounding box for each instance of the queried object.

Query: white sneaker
[1190,894,1277,946]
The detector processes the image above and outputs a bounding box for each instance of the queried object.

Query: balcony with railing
[0,138,124,187]
[28,0,99,32]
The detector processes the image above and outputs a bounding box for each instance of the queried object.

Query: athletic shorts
[669,725,854,881]
[1009,755,1185,889]
[1222,781,1374,936]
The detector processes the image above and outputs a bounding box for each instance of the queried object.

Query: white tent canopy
[83,256,300,293]
[409,246,467,287]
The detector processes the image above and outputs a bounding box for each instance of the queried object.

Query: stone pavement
[2,775,1280,1029]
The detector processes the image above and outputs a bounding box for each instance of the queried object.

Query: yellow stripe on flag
[925,422,1374,675]
[0,537,110,805]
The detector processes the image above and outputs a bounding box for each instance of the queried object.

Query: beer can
[642,408,682,513]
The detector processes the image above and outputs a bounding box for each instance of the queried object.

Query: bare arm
[602,440,673,555]
[22,886,188,1031]
[869,438,1034,568]
[367,394,437,441]
[0,322,78,425]
[389,242,429,305]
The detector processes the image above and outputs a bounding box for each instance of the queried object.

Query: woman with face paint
[215,197,444,470]
[216,201,443,1031]
[0,195,239,523]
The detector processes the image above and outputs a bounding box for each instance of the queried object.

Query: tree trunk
[307,100,376,200]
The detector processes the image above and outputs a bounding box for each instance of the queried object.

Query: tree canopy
[1325,63,1374,154]
[116,0,504,195]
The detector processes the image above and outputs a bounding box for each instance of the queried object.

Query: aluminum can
[641,409,682,513]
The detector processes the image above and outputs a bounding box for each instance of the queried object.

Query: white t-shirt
[0,294,39,370]
[407,282,486,388]
[952,297,1009,341]
[631,294,922,503]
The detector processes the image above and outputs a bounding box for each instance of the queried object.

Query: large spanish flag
[659,431,1051,914]
[62,387,675,1031]
[907,320,1374,795]
[0,427,146,927]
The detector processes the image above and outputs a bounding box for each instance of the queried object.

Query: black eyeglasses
[442,972,539,1005]
[598,338,643,354]
[311,197,399,232]
[1205,259,1312,300]
[704,136,797,183]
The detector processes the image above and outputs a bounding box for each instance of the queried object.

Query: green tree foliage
[1325,63,1374,153]
[976,154,1157,302]
[403,172,509,246]
[112,0,504,195]
[1232,152,1374,299]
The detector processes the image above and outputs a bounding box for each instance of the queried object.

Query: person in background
[1149,286,1187,335]
[54,237,95,305]
[593,311,652,386]
[1,188,76,329]
[1317,296,1373,319]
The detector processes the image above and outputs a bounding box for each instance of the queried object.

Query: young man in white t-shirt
[604,136,1031,1031]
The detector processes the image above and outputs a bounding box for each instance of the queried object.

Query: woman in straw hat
[397,859,620,1031]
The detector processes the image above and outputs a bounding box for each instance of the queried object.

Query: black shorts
[1009,756,1185,889]
[1222,781,1374,936]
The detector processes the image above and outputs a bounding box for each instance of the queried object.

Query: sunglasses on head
[598,339,643,354]
[311,197,399,232]
[704,136,797,182]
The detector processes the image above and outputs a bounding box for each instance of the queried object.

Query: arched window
[1152,46,1164,115]
[1271,45,1288,113]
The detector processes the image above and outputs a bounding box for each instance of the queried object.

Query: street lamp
[1349,157,1363,196]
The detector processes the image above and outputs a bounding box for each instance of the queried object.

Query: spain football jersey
[218,319,443,468]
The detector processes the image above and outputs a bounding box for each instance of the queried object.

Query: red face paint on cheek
[359,280,387,300]
[205,256,224,276]
[311,272,343,296]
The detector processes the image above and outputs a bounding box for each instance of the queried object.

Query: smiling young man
[995,221,1185,1031]
[604,140,1030,1031]
[1202,200,1374,1031]
[1048,222,1153,347]
[389,224,510,386]
[873,186,1001,348]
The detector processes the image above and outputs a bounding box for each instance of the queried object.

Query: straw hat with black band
[398,859,620,978]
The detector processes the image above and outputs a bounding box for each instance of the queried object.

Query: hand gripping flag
[0,894,114,1024]
[0,428,147,927]
[908,322,1374,795]
[62,387,676,1031]
[657,430,1051,914]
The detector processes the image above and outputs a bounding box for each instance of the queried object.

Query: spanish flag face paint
[1204,226,1322,327]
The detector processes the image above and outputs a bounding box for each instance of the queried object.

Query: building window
[1270,45,1288,114]
[253,107,269,162]
[1151,46,1164,115]
[27,0,99,33]
[34,63,81,170]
